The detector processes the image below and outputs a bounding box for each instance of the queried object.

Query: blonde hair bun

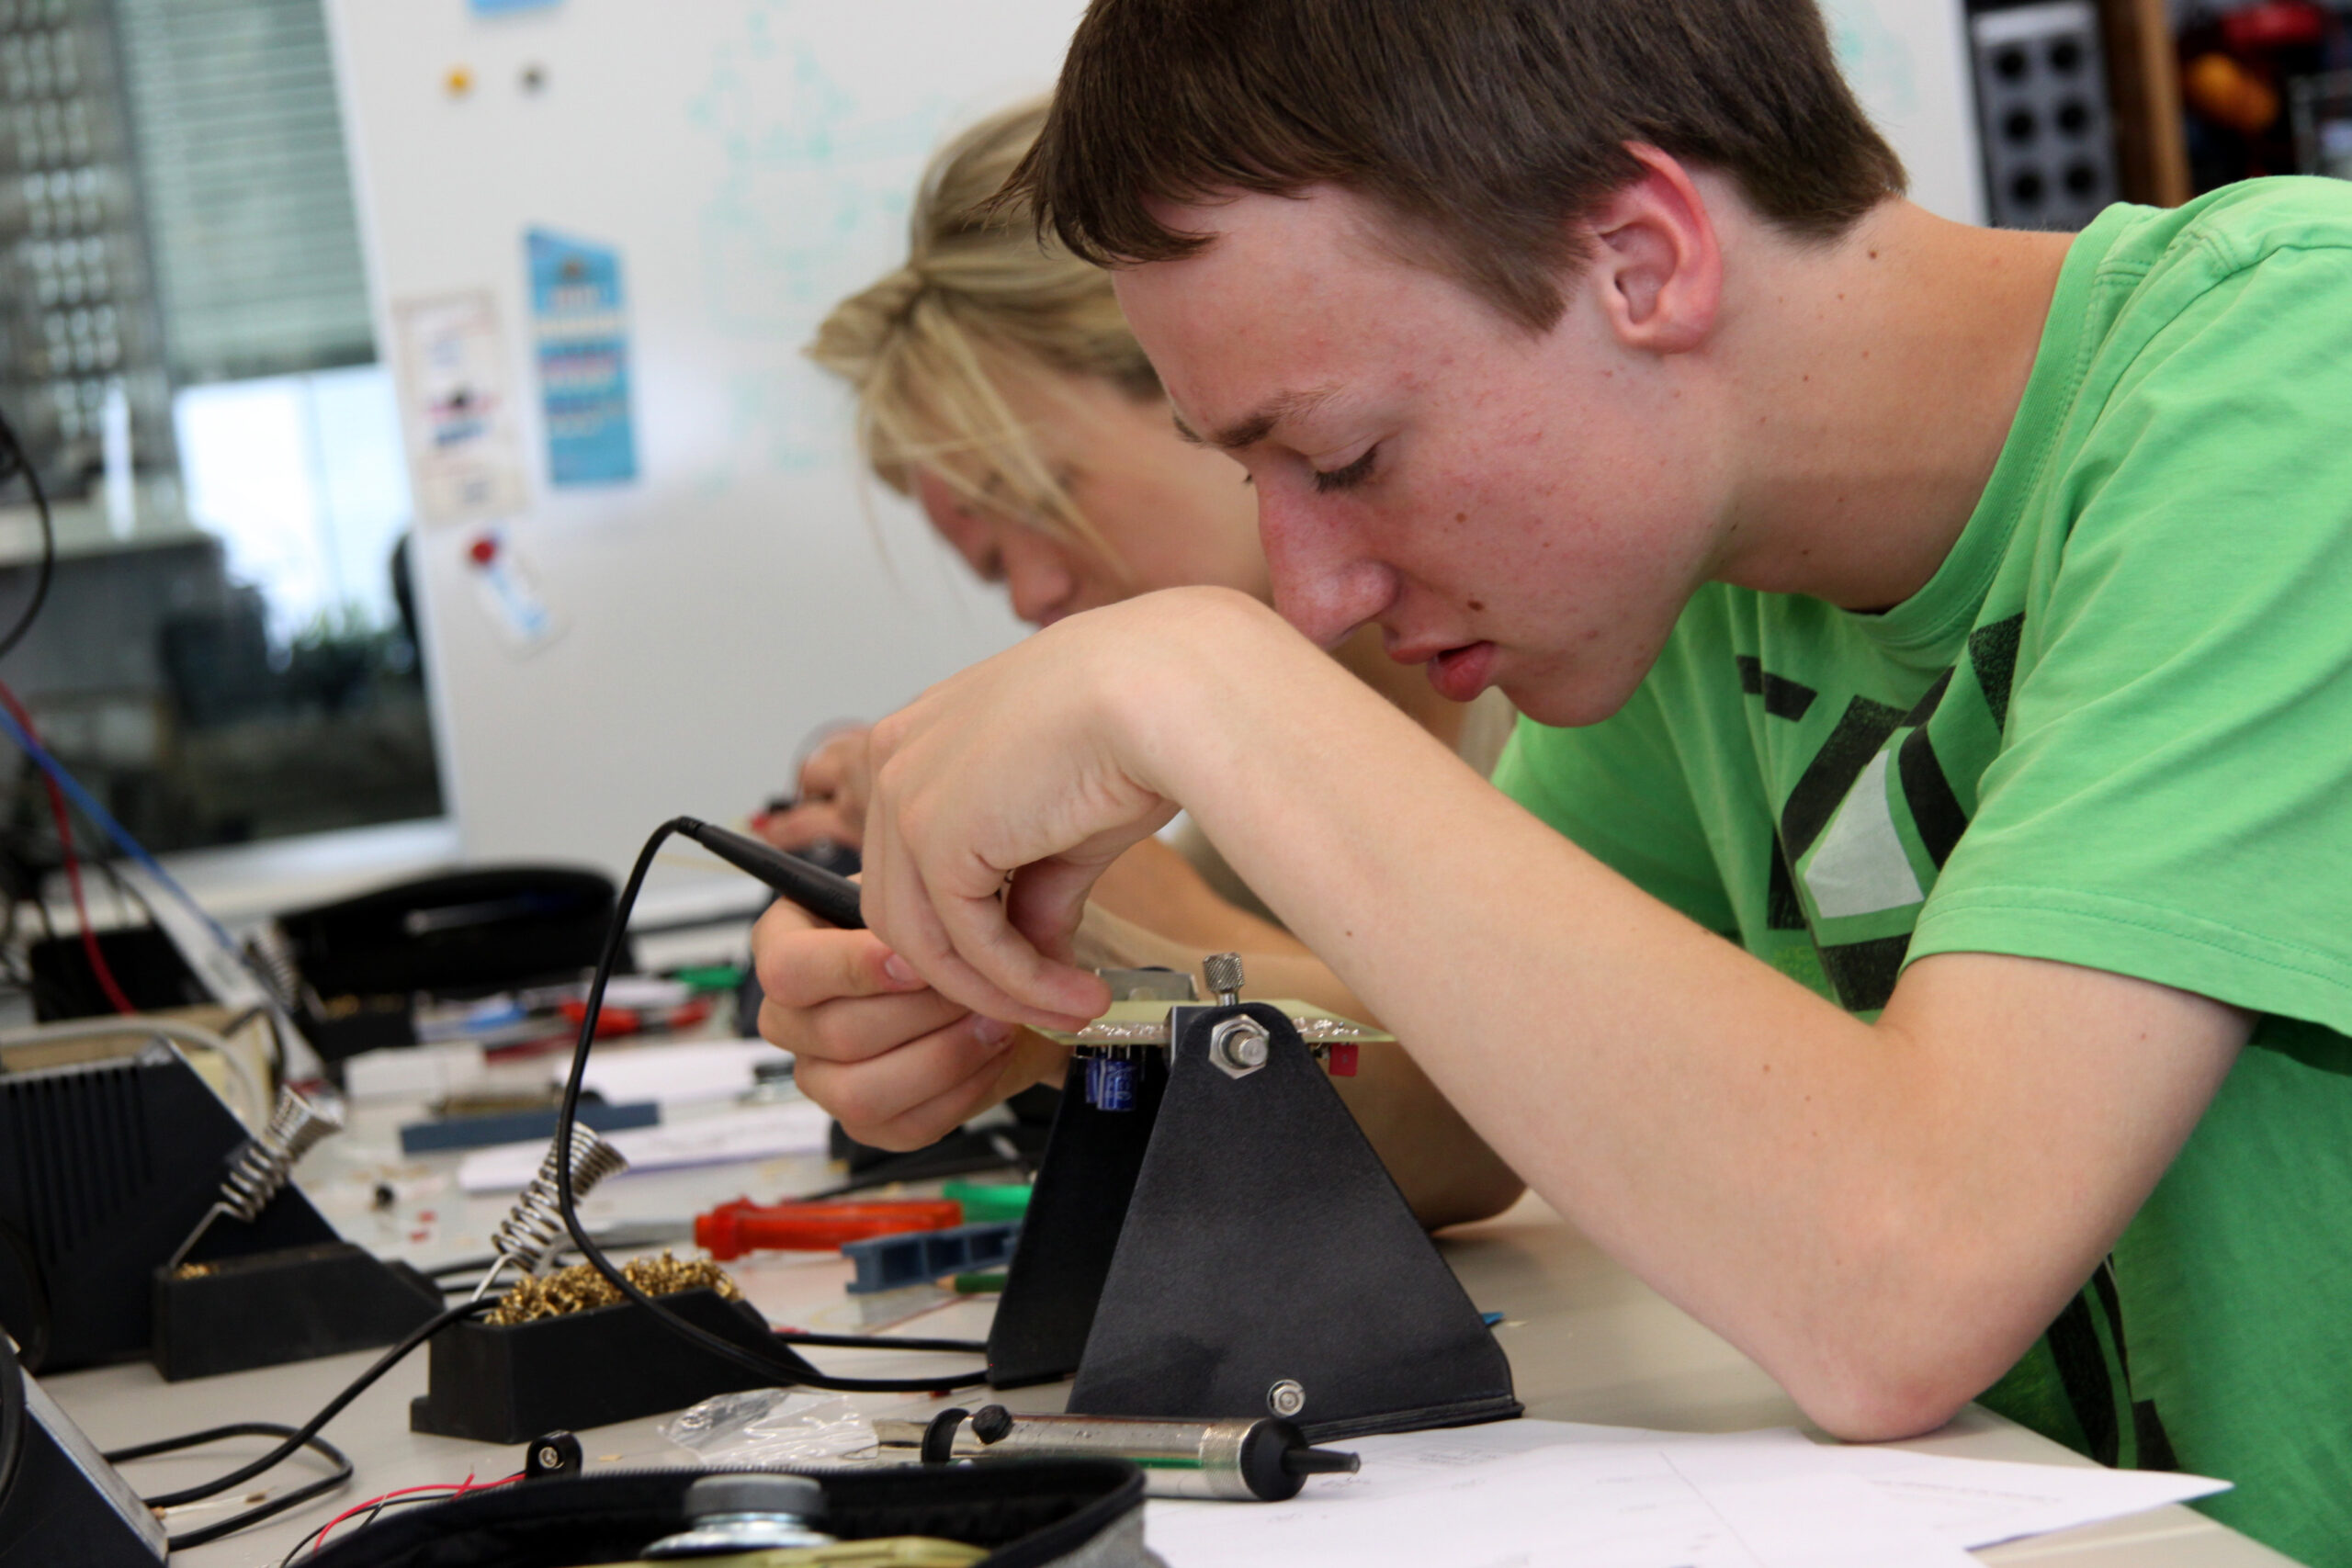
[808,97,1158,553]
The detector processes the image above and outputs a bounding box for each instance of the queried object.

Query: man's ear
[1581,145,1724,355]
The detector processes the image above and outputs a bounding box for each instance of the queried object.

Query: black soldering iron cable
[107,1297,494,1509]
[0,408,55,663]
[548,818,989,1393]
[123,1424,353,1551]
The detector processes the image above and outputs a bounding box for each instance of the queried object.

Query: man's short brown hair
[1011,0,1905,332]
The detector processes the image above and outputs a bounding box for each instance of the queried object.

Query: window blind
[109,0,373,383]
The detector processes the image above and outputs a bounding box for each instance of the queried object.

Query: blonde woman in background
[757,98,1521,1226]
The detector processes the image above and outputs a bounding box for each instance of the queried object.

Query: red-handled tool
[695,1197,965,1260]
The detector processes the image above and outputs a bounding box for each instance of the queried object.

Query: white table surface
[44,1047,2300,1567]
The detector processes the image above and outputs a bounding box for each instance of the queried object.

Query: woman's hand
[758,587,1315,1142]
[751,895,1067,1147]
[754,726,875,852]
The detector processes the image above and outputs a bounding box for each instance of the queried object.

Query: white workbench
[44,1055,2299,1566]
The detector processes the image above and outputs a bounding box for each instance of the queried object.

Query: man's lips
[1423,641,1498,702]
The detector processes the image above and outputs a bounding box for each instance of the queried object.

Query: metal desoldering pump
[874,1405,1362,1501]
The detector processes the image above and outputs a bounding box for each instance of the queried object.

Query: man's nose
[1259,491,1392,650]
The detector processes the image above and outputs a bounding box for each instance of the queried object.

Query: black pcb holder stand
[986,993,1521,1443]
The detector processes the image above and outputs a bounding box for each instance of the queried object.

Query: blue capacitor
[1095,1055,1137,1112]
[1082,1052,1104,1108]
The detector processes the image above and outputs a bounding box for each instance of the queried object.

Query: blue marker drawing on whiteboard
[527,229,638,486]
[467,529,564,654]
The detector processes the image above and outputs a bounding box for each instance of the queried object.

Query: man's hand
[755,726,875,852]
[751,896,1066,1148]
[856,594,1258,1032]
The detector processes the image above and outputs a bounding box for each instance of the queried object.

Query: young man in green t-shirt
[752,0,2352,1556]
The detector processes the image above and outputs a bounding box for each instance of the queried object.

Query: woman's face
[914,367,1268,626]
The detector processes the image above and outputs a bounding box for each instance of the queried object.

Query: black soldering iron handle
[675,817,865,930]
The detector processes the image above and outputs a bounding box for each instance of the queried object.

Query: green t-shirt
[1494,177,2352,1565]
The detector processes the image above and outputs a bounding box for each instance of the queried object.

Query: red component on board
[1326,1043,1359,1077]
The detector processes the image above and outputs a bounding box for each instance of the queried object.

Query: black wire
[0,1217,51,1373]
[548,818,989,1394]
[0,412,51,665]
[107,1297,494,1509]
[102,1421,353,1551]
[0,407,53,663]
[772,1329,987,1354]
[275,1487,454,1568]
[0,1337,27,1522]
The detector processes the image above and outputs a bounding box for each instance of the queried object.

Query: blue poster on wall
[526,228,638,487]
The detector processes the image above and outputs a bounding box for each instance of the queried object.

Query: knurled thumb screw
[1204,951,1244,1006]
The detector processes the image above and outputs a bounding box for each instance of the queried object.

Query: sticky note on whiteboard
[527,229,638,487]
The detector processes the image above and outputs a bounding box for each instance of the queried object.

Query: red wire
[310,1471,521,1553]
[0,678,134,1014]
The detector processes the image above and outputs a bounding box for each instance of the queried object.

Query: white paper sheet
[1149,1438,1970,1567]
[1143,1419,2229,1568]
[455,1100,834,1192]
[560,1038,778,1105]
[1820,1445,2232,1549]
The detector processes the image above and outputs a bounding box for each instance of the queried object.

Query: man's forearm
[1120,595,2243,1436]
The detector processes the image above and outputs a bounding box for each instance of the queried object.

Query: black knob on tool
[1240,1418,1358,1502]
[1283,1445,1363,1476]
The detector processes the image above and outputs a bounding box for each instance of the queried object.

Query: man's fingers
[861,810,1037,1023]
[866,825,1091,1031]
[937,885,1111,1026]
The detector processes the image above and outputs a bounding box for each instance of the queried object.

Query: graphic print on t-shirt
[1747,615,2024,1012]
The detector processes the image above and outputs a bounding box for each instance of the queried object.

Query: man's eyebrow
[1171,388,1341,452]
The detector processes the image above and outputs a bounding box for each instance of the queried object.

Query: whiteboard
[325,0,1080,884]
[324,0,1979,887]
[1824,0,1985,223]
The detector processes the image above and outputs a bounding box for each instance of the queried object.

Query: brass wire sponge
[472,1124,630,1301]
[483,1252,739,1326]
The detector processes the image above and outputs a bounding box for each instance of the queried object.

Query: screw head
[1268,1379,1306,1417]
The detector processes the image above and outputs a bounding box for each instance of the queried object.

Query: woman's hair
[808,97,1159,556]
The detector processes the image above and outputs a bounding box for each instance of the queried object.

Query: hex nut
[1210,1016,1272,1079]
[1268,1379,1306,1417]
